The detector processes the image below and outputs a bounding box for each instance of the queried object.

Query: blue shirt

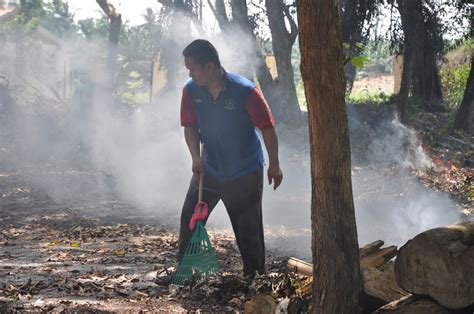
[180,71,275,181]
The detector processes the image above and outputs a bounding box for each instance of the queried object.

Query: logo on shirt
[195,98,203,103]
[224,99,236,111]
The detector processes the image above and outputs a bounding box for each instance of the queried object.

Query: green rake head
[172,221,219,285]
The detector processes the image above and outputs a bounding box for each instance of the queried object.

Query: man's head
[183,39,222,86]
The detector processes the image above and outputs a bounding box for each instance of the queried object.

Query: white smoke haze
[0,18,464,262]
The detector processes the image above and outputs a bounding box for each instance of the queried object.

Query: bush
[440,63,470,107]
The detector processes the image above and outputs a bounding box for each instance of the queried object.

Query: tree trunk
[158,0,193,92]
[341,0,375,93]
[254,48,284,122]
[397,48,414,122]
[297,1,360,313]
[227,0,255,80]
[207,0,255,80]
[265,0,302,127]
[453,54,474,134]
[396,0,443,113]
[0,79,17,136]
[207,0,283,121]
[209,0,229,32]
[96,0,122,86]
[394,222,474,310]
[412,46,443,108]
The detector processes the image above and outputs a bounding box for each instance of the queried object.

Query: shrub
[440,63,470,107]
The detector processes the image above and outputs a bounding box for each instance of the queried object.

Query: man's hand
[192,156,204,176]
[267,164,283,190]
[260,127,282,190]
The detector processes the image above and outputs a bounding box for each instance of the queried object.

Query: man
[179,39,283,279]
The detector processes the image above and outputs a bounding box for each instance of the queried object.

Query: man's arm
[184,126,204,175]
[261,126,283,190]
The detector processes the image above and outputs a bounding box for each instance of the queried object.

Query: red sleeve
[246,87,275,130]
[180,87,197,126]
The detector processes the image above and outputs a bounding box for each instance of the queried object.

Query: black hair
[182,39,221,68]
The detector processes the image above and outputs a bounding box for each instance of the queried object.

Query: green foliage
[346,90,395,106]
[440,63,470,107]
[12,13,42,31]
[291,41,301,82]
[360,41,393,75]
[296,79,306,109]
[120,21,163,60]
[467,185,474,200]
[0,0,76,37]
[351,56,370,69]
[41,0,76,37]
[119,91,150,104]
[78,17,110,40]
[0,0,45,33]
[343,42,370,70]
[445,37,474,54]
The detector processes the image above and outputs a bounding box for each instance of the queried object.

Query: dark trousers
[178,168,265,277]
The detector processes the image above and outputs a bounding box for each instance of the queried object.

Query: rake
[172,146,219,285]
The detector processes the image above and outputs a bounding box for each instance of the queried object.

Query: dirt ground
[352,74,394,95]
[0,170,299,313]
[1,152,471,312]
[0,171,230,312]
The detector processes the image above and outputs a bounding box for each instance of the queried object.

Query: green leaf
[355,42,364,49]
[343,42,350,49]
[351,56,370,69]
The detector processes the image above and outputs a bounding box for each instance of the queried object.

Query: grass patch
[346,90,395,105]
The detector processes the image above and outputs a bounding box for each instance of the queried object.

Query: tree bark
[394,222,474,310]
[396,0,443,114]
[341,0,375,93]
[207,0,229,32]
[207,0,283,121]
[206,0,254,80]
[158,0,194,92]
[265,0,302,126]
[96,0,122,86]
[0,78,16,135]
[453,54,474,134]
[297,1,360,313]
[397,48,414,122]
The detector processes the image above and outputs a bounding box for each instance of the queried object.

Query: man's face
[184,56,211,86]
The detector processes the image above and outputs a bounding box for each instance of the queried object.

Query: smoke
[0,12,261,216]
[256,108,461,260]
[0,14,463,263]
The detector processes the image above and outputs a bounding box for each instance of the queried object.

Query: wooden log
[363,262,408,303]
[374,295,451,314]
[287,241,408,304]
[287,241,398,276]
[360,240,385,259]
[394,222,474,309]
[360,246,398,269]
[287,257,312,276]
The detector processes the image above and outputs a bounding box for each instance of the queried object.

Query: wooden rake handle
[198,142,204,203]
